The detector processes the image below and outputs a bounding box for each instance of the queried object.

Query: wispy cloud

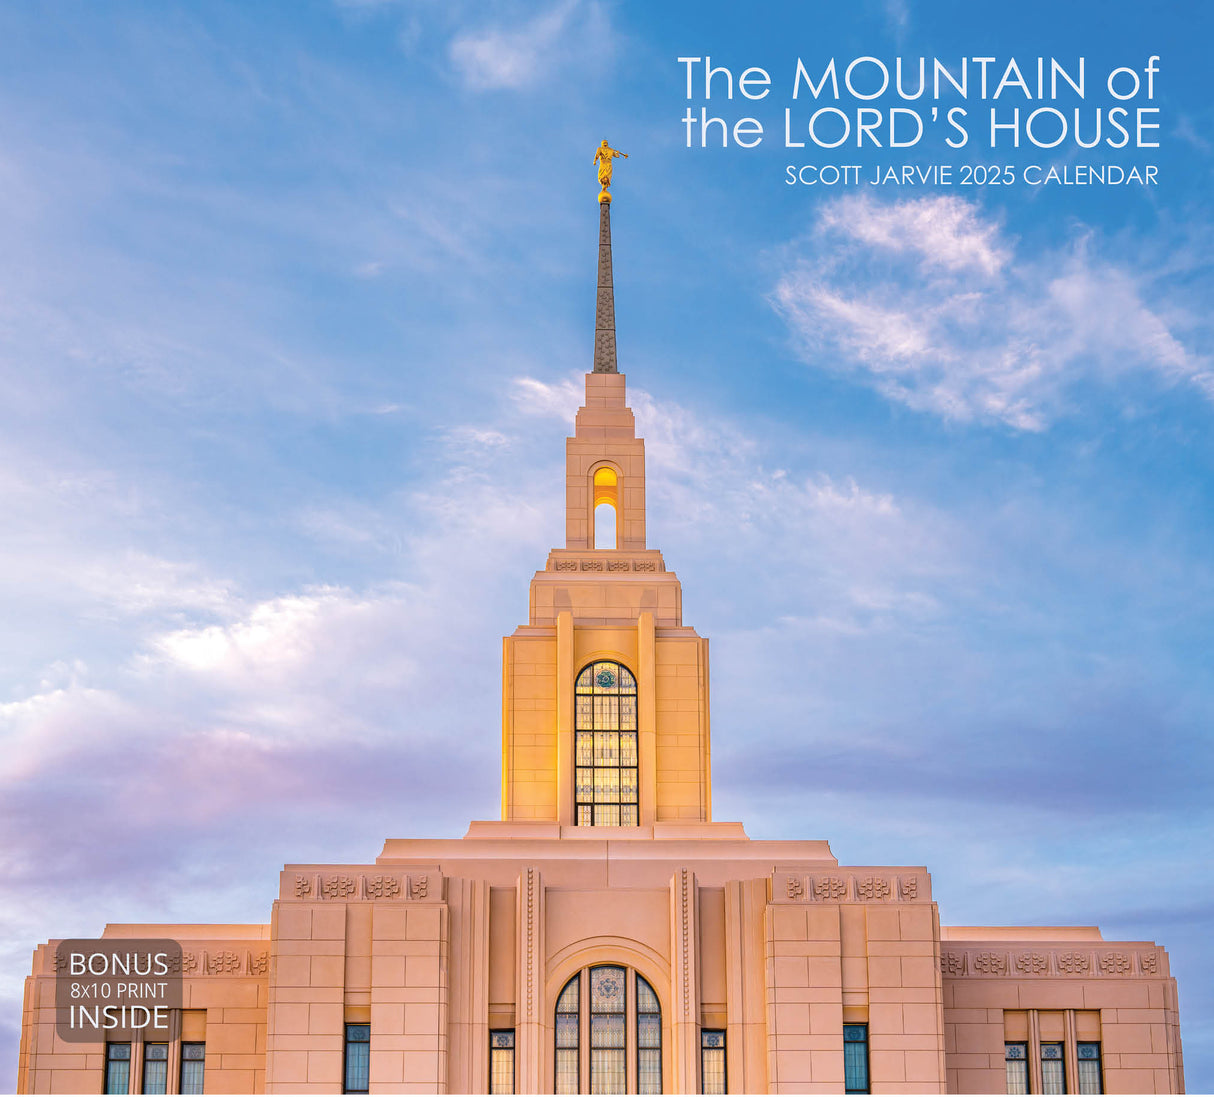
[773,195,1212,429]
[449,0,611,91]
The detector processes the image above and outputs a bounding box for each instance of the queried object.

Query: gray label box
[55,939,183,1044]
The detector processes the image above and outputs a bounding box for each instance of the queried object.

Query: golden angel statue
[593,139,628,201]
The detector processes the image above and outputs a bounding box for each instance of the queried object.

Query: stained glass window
[141,1044,168,1095]
[556,975,580,1095]
[701,1029,726,1095]
[104,1043,130,1095]
[844,1025,869,1094]
[590,966,626,1094]
[555,966,662,1094]
[490,1030,515,1094]
[344,1023,370,1094]
[1077,1042,1102,1095]
[180,1043,205,1096]
[1041,1042,1065,1095]
[575,662,638,826]
[1005,1043,1028,1095]
[637,975,662,1094]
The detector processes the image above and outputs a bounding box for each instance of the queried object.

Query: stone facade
[18,204,1184,1095]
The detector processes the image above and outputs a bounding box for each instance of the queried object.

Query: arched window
[574,661,638,826]
[592,466,619,550]
[554,966,663,1095]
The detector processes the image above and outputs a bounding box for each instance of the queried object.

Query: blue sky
[0,0,1211,1089]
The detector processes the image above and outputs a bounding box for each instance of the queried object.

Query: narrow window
[555,974,580,1095]
[1077,1043,1102,1095]
[180,1043,206,1096]
[844,1024,870,1094]
[344,1023,370,1094]
[1005,1043,1029,1095]
[594,502,617,549]
[574,661,639,826]
[489,1030,515,1094]
[636,974,661,1094]
[141,1044,168,1094]
[590,966,626,1094]
[701,1029,726,1095]
[593,466,619,550]
[1041,1042,1066,1095]
[104,1043,131,1095]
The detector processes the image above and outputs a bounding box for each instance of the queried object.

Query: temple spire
[593,200,617,373]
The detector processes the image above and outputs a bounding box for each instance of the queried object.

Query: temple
[18,190,1185,1095]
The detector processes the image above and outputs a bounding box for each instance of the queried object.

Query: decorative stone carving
[207,950,242,975]
[365,874,402,899]
[973,951,1008,975]
[580,560,604,571]
[813,876,848,901]
[294,874,312,898]
[1057,952,1090,974]
[633,561,657,571]
[855,876,892,901]
[1015,952,1049,975]
[181,952,199,974]
[1140,952,1159,975]
[1099,952,1133,975]
[251,951,270,976]
[607,560,630,571]
[900,877,918,900]
[940,952,966,976]
[554,560,578,571]
[410,874,429,900]
[785,876,805,900]
[322,874,358,899]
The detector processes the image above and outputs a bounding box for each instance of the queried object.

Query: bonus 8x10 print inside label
[54,939,183,1043]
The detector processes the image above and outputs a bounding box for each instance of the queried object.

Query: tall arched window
[554,966,663,1095]
[592,467,619,550]
[575,661,638,826]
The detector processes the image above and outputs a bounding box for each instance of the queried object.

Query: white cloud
[819,194,1009,275]
[773,195,1211,429]
[449,0,609,91]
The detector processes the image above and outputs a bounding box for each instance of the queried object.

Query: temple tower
[500,198,712,830]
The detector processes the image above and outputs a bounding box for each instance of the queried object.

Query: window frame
[1076,1042,1102,1095]
[141,1043,169,1095]
[104,1042,132,1095]
[343,1022,371,1095]
[574,661,639,827]
[700,1028,726,1095]
[1005,1041,1029,1095]
[553,965,664,1094]
[844,1023,870,1094]
[179,1042,206,1096]
[489,1029,515,1095]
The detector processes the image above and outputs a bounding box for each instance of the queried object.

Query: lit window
[555,975,580,1095]
[554,966,663,1094]
[1041,1042,1065,1095]
[575,662,639,826]
[636,975,661,1095]
[105,1043,131,1095]
[142,1044,168,1094]
[1005,1043,1028,1095]
[591,965,627,1093]
[701,1029,726,1095]
[344,1023,370,1094]
[180,1043,206,1096]
[592,467,620,550]
[1077,1043,1102,1095]
[490,1030,515,1094]
[844,1024,869,1094]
